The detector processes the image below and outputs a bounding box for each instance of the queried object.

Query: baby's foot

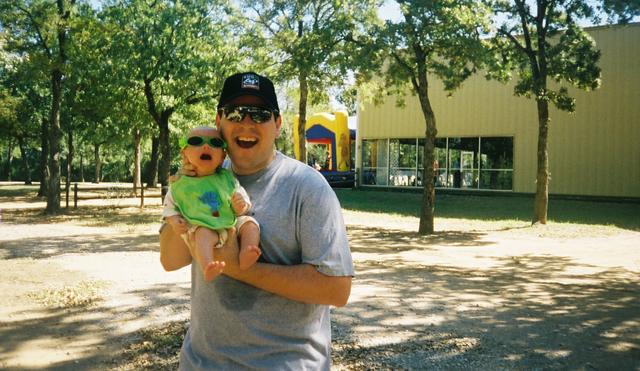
[239,245,261,270]
[203,261,225,281]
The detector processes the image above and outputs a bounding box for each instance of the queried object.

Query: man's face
[216,95,281,175]
[182,128,226,177]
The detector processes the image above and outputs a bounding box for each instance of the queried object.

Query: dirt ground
[0,194,639,370]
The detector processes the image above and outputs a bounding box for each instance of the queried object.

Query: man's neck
[232,150,277,176]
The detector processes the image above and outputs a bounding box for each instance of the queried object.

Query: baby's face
[183,128,226,177]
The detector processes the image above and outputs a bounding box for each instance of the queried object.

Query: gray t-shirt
[179,151,354,370]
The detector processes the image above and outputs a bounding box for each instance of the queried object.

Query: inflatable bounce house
[293,110,355,188]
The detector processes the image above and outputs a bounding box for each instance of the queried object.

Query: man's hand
[230,192,249,215]
[169,152,196,183]
[215,228,243,277]
[167,215,189,235]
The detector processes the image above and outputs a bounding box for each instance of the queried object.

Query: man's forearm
[159,225,193,271]
[226,262,352,307]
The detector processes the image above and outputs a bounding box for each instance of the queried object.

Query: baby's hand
[231,192,249,215]
[167,215,189,235]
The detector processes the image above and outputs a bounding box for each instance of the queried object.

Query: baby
[163,126,261,281]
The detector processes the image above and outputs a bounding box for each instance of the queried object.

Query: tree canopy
[487,0,627,224]
[0,0,637,218]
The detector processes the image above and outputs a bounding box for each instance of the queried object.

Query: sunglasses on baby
[220,105,276,124]
[180,136,227,149]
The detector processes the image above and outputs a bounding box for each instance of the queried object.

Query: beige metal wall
[357,23,640,198]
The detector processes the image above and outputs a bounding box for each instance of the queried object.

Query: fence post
[65,183,70,208]
[74,183,78,209]
[140,186,144,208]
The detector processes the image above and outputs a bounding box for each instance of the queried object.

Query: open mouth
[200,154,212,160]
[236,137,258,149]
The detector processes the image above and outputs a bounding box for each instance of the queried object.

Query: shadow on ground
[0,232,158,260]
[331,253,640,370]
[0,282,190,371]
[0,205,160,227]
[1,199,638,370]
[347,225,492,252]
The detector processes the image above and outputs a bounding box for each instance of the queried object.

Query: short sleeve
[297,178,354,277]
[161,189,181,218]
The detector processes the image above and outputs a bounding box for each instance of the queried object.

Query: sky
[377,0,639,26]
[378,1,403,23]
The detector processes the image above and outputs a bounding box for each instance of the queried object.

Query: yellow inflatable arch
[293,111,351,172]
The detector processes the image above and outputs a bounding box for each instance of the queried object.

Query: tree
[0,86,42,184]
[600,0,640,22]
[102,0,242,187]
[0,92,20,180]
[244,0,379,164]
[0,0,78,214]
[362,0,490,234]
[0,22,51,189]
[488,0,638,224]
[61,5,140,187]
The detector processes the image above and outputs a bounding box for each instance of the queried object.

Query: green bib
[170,169,237,230]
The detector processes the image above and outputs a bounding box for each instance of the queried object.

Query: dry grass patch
[27,280,109,308]
[114,320,187,370]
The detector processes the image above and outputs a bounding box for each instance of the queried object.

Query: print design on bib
[199,191,221,217]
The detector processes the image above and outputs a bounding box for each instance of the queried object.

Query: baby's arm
[230,182,251,216]
[162,189,188,234]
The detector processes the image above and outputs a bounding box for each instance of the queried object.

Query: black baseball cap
[217,72,280,114]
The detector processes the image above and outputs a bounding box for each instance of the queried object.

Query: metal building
[356,23,640,199]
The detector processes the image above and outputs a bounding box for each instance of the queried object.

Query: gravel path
[1,204,639,370]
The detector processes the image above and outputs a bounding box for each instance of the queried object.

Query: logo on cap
[241,74,260,90]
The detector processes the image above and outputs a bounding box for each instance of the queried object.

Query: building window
[361,136,513,190]
[389,139,418,186]
[447,137,480,189]
[361,139,389,185]
[479,137,513,190]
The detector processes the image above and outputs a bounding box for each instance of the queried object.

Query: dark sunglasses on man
[220,105,277,124]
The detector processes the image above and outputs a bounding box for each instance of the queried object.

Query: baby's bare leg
[238,221,261,270]
[194,227,225,281]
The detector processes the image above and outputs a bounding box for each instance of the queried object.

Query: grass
[0,183,40,198]
[1,183,638,230]
[334,189,640,231]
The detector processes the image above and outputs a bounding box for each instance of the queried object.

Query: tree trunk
[66,129,74,193]
[297,71,309,164]
[416,73,437,235]
[133,128,141,195]
[80,150,85,182]
[533,98,550,224]
[45,68,63,215]
[38,117,49,197]
[18,138,32,185]
[296,19,308,165]
[146,136,159,188]
[45,0,71,214]
[158,111,172,187]
[5,139,13,181]
[143,78,173,187]
[94,143,101,184]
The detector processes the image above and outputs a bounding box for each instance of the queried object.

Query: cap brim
[218,91,278,111]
